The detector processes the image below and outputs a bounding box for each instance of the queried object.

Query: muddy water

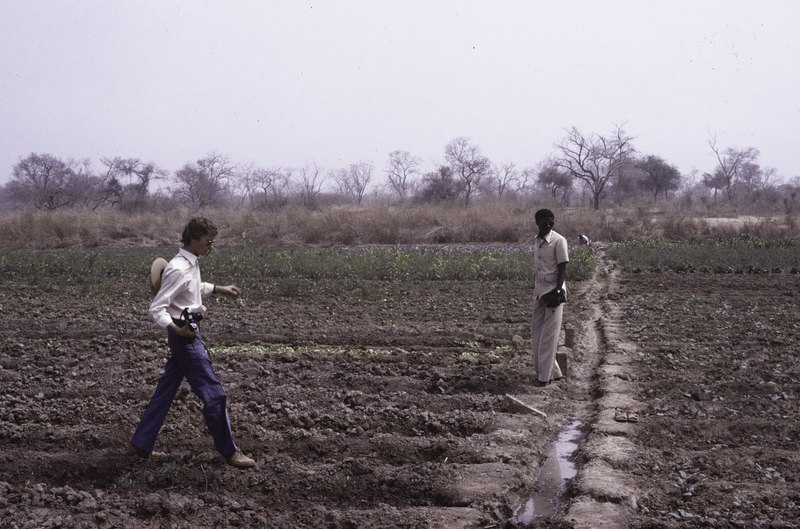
[511,419,582,524]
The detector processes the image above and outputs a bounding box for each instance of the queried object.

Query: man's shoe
[532,379,550,387]
[125,443,167,459]
[226,451,256,469]
[125,443,148,458]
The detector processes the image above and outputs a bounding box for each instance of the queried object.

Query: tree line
[1,127,797,214]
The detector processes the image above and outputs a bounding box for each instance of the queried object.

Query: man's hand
[214,285,241,298]
[169,322,195,340]
[541,288,565,308]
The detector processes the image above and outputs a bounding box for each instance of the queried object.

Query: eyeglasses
[203,239,215,246]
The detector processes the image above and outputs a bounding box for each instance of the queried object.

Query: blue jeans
[131,319,238,457]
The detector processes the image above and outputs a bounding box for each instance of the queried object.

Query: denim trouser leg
[131,327,238,457]
[130,355,183,452]
[177,332,238,457]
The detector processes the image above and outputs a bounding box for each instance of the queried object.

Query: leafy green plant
[0,244,597,289]
[275,277,303,298]
[608,237,800,273]
[567,245,595,281]
[111,471,137,489]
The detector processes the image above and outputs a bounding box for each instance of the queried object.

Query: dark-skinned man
[531,209,569,387]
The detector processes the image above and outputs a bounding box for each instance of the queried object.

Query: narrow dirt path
[561,249,642,528]
[501,247,639,528]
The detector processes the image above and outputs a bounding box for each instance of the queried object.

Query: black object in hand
[542,288,566,308]
[181,308,199,332]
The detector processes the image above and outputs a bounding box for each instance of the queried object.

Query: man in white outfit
[128,217,255,468]
[531,209,569,387]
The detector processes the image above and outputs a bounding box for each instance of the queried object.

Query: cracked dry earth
[1,249,799,528]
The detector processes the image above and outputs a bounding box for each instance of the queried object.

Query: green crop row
[0,244,596,286]
[608,237,800,273]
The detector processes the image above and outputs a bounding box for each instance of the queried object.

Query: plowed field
[1,246,798,528]
[617,272,800,527]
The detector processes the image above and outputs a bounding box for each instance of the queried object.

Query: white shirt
[148,248,215,328]
[533,229,569,300]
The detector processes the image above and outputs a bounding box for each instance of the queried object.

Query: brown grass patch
[0,205,796,249]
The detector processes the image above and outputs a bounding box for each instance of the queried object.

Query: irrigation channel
[510,419,583,525]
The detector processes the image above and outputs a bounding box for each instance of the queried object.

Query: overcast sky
[2,1,799,188]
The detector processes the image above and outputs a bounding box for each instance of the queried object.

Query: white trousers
[532,301,564,382]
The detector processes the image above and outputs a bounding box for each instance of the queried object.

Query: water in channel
[511,419,582,525]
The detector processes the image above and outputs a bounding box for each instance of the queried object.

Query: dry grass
[0,210,179,249]
[0,204,796,249]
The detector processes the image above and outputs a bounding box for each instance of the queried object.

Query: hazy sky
[2,1,799,188]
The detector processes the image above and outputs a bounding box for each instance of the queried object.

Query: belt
[171,311,204,327]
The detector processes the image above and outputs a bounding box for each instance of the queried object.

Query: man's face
[187,233,216,256]
[536,215,554,237]
[199,235,215,255]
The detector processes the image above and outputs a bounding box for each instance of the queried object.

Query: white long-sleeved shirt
[148,248,215,329]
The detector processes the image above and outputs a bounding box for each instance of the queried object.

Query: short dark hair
[535,208,555,221]
[181,217,218,245]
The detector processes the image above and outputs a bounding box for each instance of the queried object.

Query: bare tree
[444,137,490,207]
[237,166,291,209]
[537,161,574,204]
[707,136,759,201]
[172,153,235,211]
[100,157,162,211]
[702,170,728,200]
[232,163,287,208]
[296,162,325,209]
[198,153,235,190]
[517,167,538,196]
[173,165,215,211]
[385,150,421,201]
[254,167,286,207]
[554,125,635,210]
[331,167,349,198]
[609,164,646,205]
[230,161,258,207]
[737,159,775,195]
[489,162,519,199]
[334,161,373,206]
[7,153,83,209]
[635,155,681,202]
[67,159,107,209]
[414,165,462,204]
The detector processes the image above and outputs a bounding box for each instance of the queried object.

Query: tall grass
[1,204,794,250]
[0,210,179,249]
